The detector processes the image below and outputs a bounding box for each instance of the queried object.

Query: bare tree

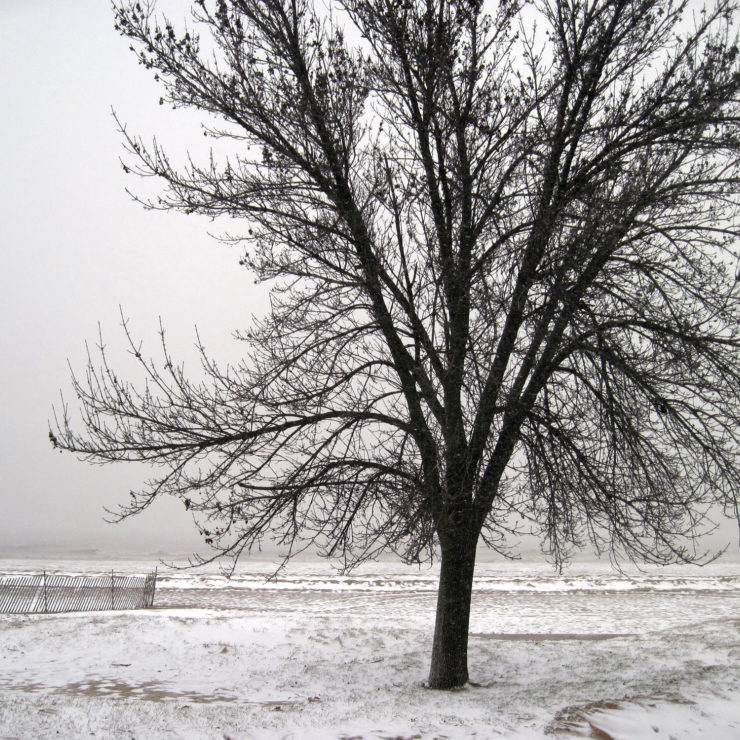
[51,0,740,688]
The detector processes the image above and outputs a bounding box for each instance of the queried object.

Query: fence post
[111,570,115,610]
[43,570,48,613]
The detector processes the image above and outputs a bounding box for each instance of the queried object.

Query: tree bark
[427,543,477,689]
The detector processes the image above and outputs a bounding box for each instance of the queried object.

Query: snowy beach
[1,557,739,738]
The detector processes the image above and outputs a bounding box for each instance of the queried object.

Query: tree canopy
[52,0,740,687]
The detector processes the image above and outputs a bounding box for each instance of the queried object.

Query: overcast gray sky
[1,0,738,561]
[0,0,267,555]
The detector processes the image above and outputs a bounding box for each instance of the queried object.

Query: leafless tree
[51,0,740,688]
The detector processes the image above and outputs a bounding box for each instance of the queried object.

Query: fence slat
[0,571,157,614]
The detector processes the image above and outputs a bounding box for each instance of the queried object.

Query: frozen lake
[1,557,739,738]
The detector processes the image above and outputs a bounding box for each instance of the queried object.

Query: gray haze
[0,0,264,557]
[0,0,737,561]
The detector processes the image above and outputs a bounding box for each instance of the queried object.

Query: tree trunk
[427,544,476,689]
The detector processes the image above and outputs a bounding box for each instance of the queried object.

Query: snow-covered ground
[1,557,739,739]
